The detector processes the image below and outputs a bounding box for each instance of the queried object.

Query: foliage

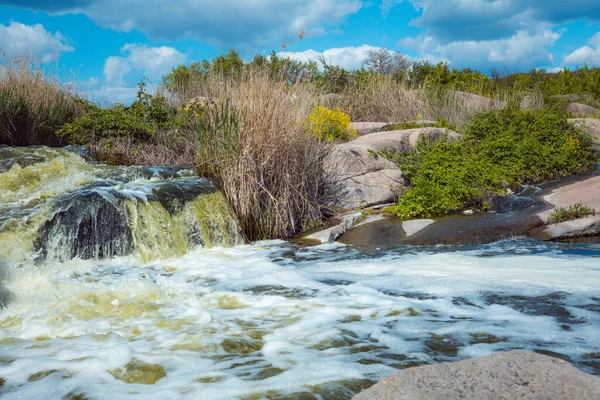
[59,80,182,144]
[306,106,356,142]
[547,202,597,225]
[385,107,597,219]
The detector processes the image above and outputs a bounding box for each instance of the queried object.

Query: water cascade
[0,147,598,400]
[0,147,243,263]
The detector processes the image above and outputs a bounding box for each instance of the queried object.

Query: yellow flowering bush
[306,106,356,142]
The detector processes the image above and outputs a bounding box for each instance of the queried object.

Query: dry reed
[194,72,329,241]
[0,56,83,146]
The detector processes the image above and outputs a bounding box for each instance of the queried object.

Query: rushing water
[0,147,599,400]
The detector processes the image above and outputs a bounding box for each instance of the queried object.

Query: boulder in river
[352,351,600,400]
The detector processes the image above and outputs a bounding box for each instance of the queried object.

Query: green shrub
[58,105,154,144]
[306,106,356,142]
[547,203,597,224]
[385,107,597,219]
[59,81,184,145]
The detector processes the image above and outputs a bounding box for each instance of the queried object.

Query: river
[0,147,599,399]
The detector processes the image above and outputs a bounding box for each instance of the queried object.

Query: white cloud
[88,44,187,104]
[406,0,599,42]
[103,44,187,85]
[88,85,139,105]
[562,31,600,67]
[72,0,362,46]
[280,44,401,71]
[104,56,131,86]
[400,29,561,71]
[589,32,600,49]
[0,21,74,63]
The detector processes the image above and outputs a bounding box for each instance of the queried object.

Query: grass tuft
[547,202,597,225]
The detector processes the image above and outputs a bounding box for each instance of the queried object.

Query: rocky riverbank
[303,116,600,247]
[352,351,600,400]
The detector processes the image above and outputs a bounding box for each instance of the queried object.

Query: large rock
[536,175,600,240]
[324,128,459,210]
[351,122,394,136]
[352,351,600,400]
[567,102,600,117]
[324,143,405,210]
[568,118,600,155]
[553,94,582,102]
[453,91,506,111]
[569,117,600,138]
[352,127,460,149]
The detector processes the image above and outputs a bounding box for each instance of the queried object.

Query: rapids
[0,147,599,399]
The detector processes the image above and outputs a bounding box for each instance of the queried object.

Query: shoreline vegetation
[1,50,599,241]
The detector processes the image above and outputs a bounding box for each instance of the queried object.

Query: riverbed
[0,147,599,399]
[0,240,599,399]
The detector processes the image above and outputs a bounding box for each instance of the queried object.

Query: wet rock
[352,351,600,400]
[302,212,363,243]
[567,102,600,117]
[35,190,134,262]
[402,219,434,237]
[110,359,166,385]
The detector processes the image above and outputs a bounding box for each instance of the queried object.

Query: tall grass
[193,72,329,241]
[328,76,543,129]
[0,56,83,146]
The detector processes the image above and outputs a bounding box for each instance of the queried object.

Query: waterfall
[0,146,243,263]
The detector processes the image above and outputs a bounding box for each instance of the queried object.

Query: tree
[362,49,410,81]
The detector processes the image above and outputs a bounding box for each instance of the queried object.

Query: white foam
[0,241,598,399]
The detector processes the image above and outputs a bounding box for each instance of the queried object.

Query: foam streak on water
[0,240,599,399]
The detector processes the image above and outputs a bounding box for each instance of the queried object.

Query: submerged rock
[35,190,134,261]
[33,180,243,262]
[352,351,600,400]
[110,358,166,385]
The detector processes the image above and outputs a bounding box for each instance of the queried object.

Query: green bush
[547,203,597,224]
[59,105,154,143]
[385,107,597,219]
[59,81,184,145]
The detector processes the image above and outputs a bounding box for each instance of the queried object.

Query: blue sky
[1,0,600,103]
